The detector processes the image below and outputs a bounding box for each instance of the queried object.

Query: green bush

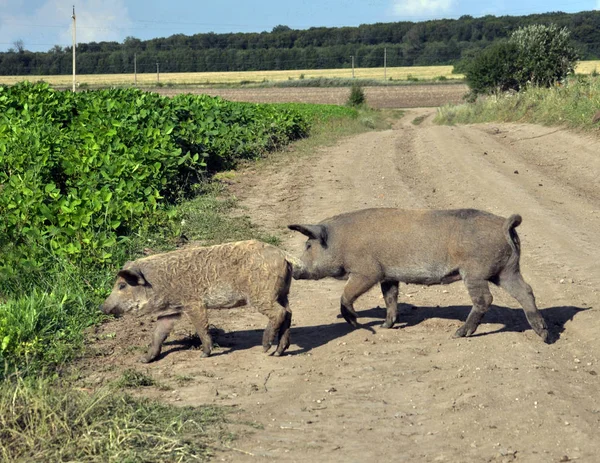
[462,24,578,97]
[0,83,310,280]
[462,41,521,97]
[511,24,578,88]
[347,82,366,107]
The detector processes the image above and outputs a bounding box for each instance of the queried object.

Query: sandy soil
[86,109,600,462]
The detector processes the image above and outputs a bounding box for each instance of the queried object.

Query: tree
[509,23,578,87]
[13,40,25,53]
[462,24,578,97]
[462,41,521,96]
[271,25,291,33]
[346,82,366,107]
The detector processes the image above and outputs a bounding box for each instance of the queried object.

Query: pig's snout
[292,267,308,280]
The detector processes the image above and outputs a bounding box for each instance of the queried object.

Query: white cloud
[392,0,454,17]
[66,0,133,45]
[0,0,132,52]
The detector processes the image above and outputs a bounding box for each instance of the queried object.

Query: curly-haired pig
[100,240,296,362]
[289,208,549,342]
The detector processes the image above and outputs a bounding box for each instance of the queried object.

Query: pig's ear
[288,224,328,248]
[117,267,147,286]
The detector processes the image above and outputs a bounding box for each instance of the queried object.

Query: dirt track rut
[92,109,600,462]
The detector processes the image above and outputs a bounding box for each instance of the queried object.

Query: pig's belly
[203,285,247,309]
[384,265,461,286]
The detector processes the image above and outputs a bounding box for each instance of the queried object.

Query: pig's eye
[306,242,312,250]
[118,282,127,290]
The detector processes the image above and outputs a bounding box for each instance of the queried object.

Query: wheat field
[0,65,460,87]
[1,61,598,88]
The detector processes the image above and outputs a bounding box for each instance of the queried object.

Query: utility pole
[384,47,387,80]
[156,61,160,84]
[351,55,355,78]
[134,53,137,85]
[71,5,76,92]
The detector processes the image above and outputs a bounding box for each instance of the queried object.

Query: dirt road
[91,109,600,462]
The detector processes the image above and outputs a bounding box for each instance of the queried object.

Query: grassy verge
[0,187,273,462]
[435,75,600,129]
[0,374,228,462]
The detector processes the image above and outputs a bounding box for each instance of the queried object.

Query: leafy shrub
[0,83,310,280]
[462,41,521,97]
[347,82,366,106]
[462,24,578,97]
[511,24,578,88]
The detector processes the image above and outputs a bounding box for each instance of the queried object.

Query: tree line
[2,10,600,76]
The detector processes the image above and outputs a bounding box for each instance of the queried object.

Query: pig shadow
[158,321,362,359]
[357,303,591,344]
[155,304,589,360]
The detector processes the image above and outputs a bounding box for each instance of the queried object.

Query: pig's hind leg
[380,280,399,328]
[185,304,213,357]
[454,279,493,338]
[497,271,550,342]
[258,300,291,356]
[273,308,292,356]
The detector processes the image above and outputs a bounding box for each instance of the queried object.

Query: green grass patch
[179,183,280,246]
[0,374,228,462]
[115,369,158,388]
[411,114,428,125]
[435,75,600,129]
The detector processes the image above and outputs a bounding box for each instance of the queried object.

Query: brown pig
[100,240,294,362]
[289,208,550,342]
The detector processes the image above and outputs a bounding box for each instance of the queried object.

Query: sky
[0,0,598,52]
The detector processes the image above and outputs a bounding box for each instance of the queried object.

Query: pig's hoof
[539,329,551,344]
[263,344,272,353]
[200,351,210,358]
[139,355,154,364]
[273,351,282,357]
[381,321,394,329]
[453,326,468,338]
[342,314,359,328]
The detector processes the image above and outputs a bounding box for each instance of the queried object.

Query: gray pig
[100,240,294,362]
[289,208,549,342]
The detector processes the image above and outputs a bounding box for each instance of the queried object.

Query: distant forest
[2,10,600,76]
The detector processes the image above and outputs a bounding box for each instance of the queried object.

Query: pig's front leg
[340,274,379,328]
[140,313,180,363]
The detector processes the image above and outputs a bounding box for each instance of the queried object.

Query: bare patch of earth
[154,84,468,108]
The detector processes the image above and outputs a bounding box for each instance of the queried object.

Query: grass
[435,74,600,129]
[115,369,159,388]
[0,374,227,462]
[411,114,429,125]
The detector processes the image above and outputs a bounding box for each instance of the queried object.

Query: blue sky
[0,0,598,52]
